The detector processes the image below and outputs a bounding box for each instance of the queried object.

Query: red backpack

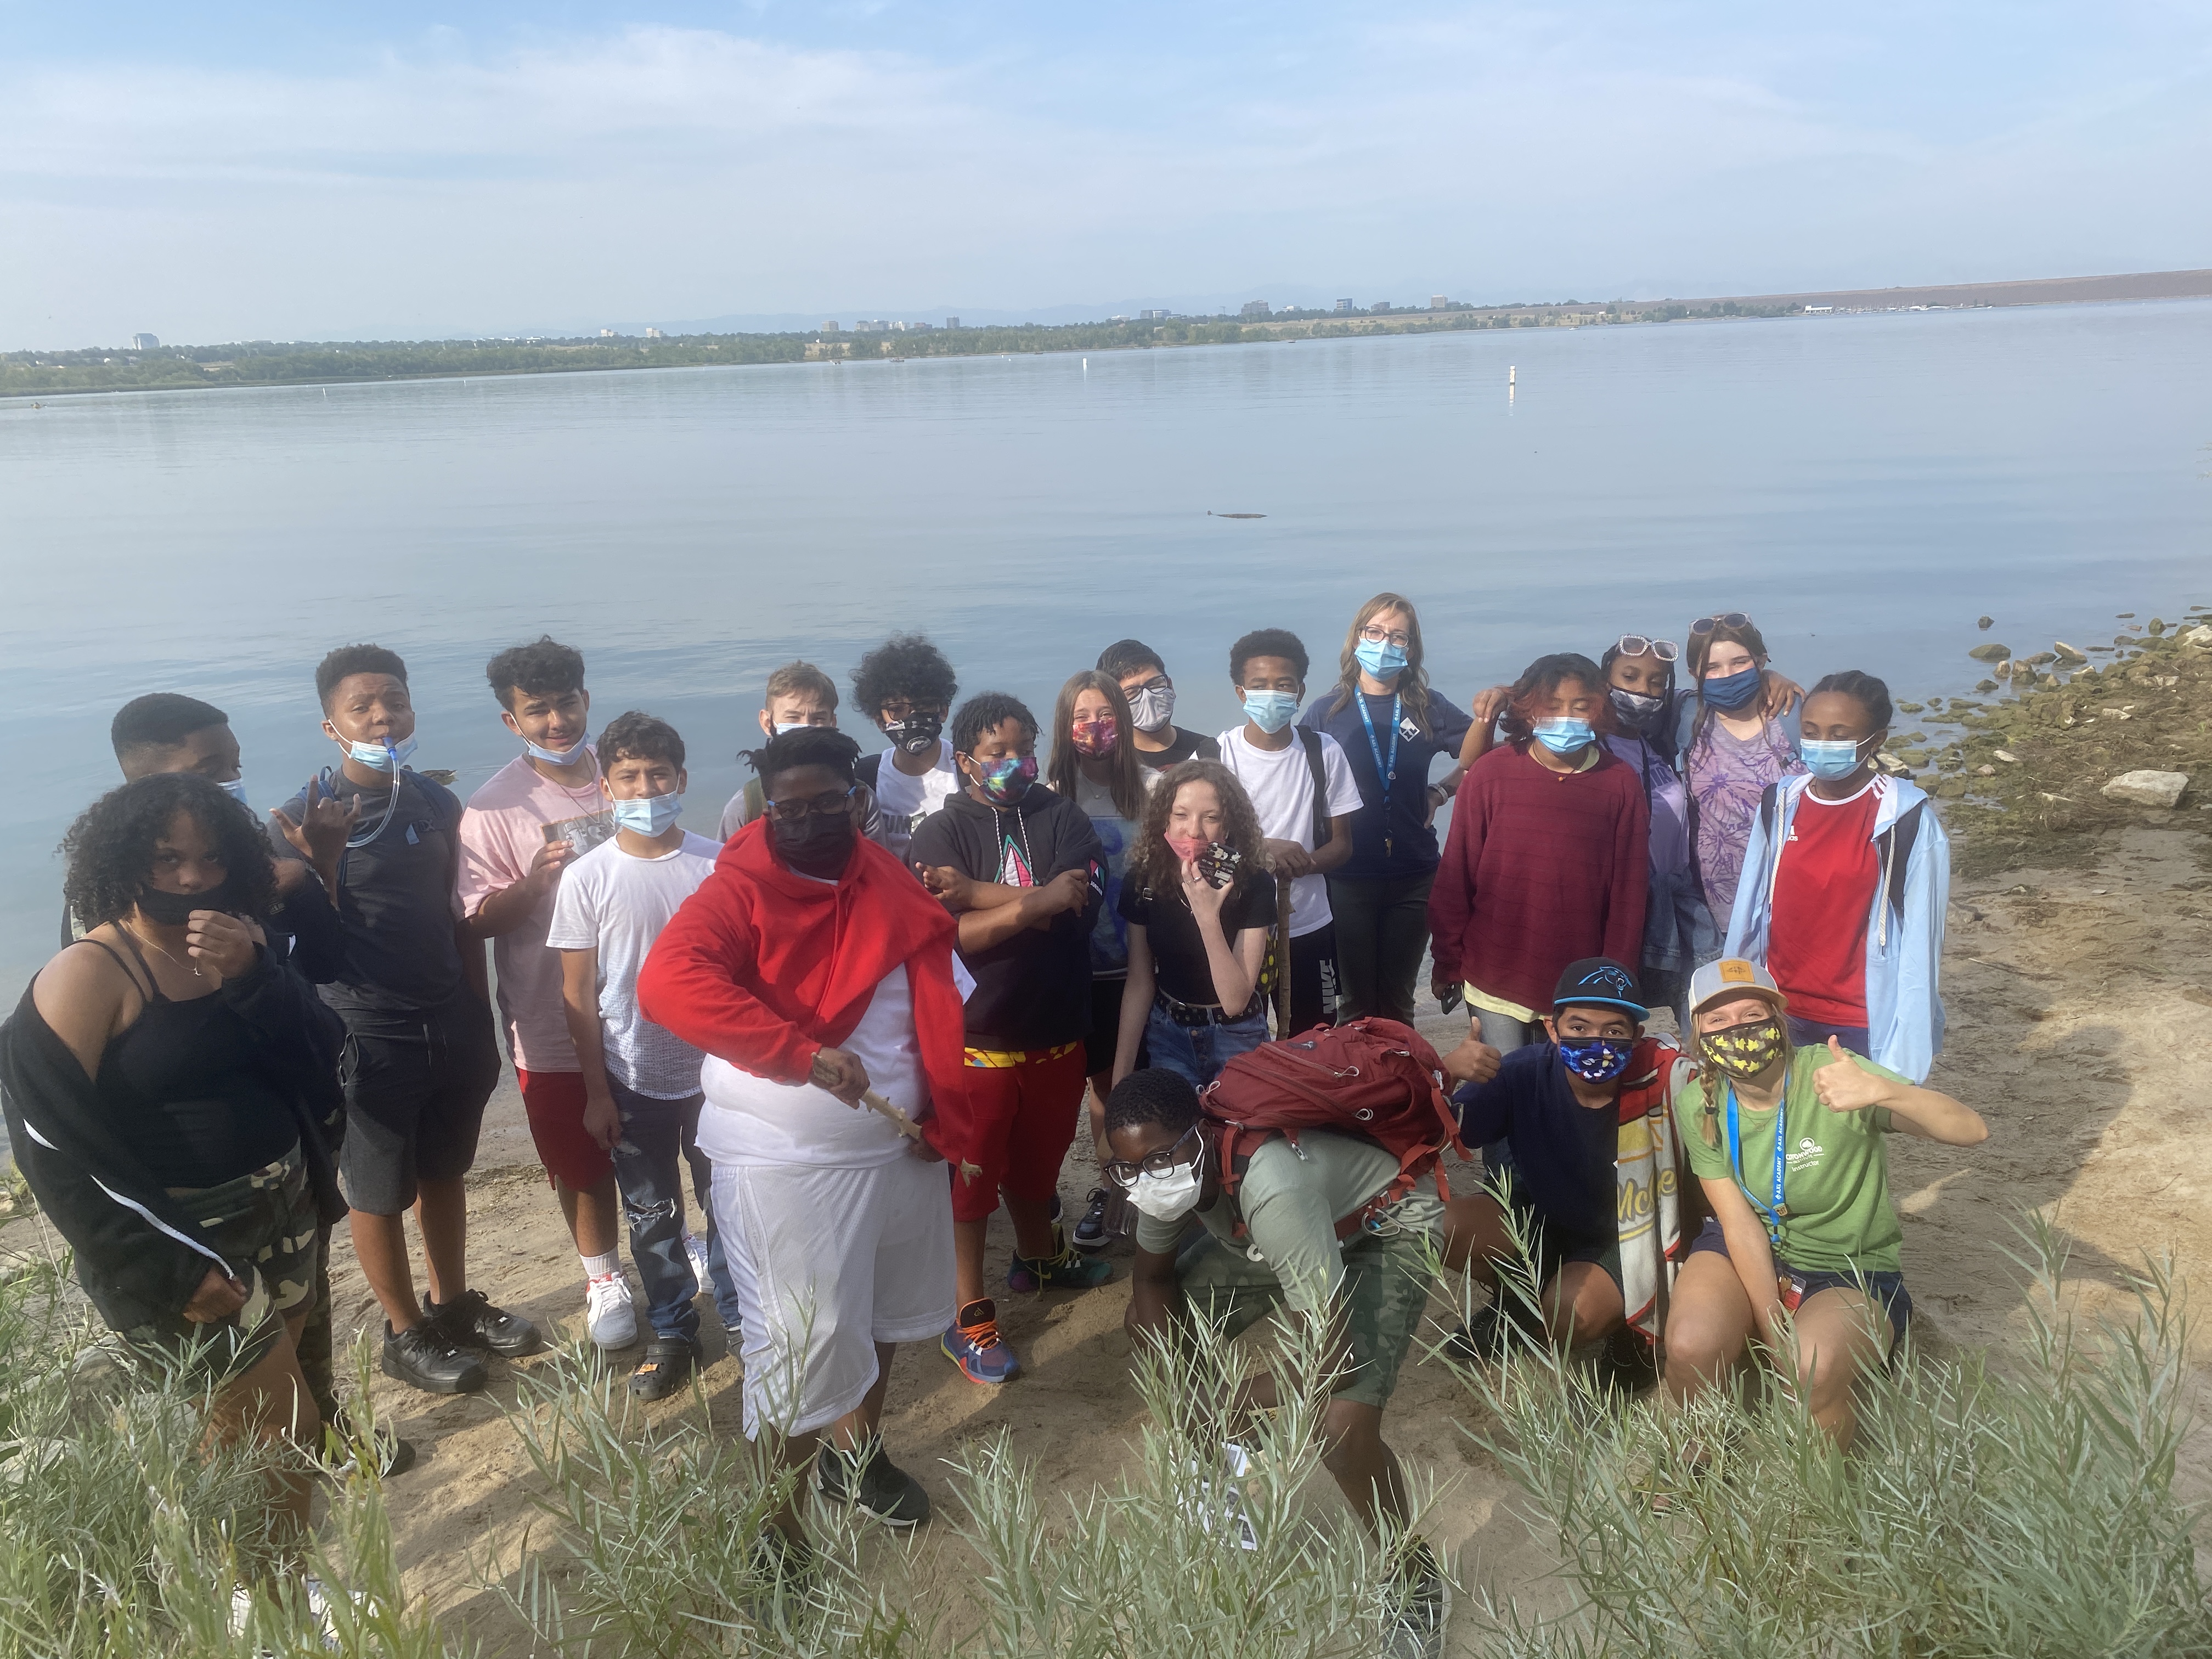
[1198,1018,1469,1242]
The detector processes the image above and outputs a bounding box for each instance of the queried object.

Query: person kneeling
[1663,959,1987,1448]
[1108,1068,1446,1657]
[639,729,972,1543]
[1442,958,1685,1370]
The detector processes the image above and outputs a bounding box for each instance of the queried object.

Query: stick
[860,1089,923,1140]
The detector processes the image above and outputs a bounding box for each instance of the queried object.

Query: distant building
[854,319,890,334]
[823,321,841,332]
[1334,300,1354,313]
[1804,304,1833,314]
[600,328,616,338]
[645,327,664,338]
[1430,295,1448,310]
[1240,301,1271,318]
[129,332,159,350]
[1140,308,1170,320]
[945,317,960,329]
[1372,302,1392,313]
[1109,314,1127,323]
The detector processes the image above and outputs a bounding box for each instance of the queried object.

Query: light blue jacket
[1724,774,1948,1082]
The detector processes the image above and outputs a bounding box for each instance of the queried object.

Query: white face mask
[1130,1156,1204,1222]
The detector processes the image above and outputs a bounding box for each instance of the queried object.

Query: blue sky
[4,2,2209,347]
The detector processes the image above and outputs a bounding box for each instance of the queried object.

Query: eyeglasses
[764,786,856,822]
[1689,613,1752,636]
[1101,1124,1201,1190]
[1126,674,1171,695]
[1359,624,1412,650]
[1616,635,1680,662]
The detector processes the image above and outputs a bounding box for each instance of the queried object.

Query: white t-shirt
[544,830,719,1098]
[1217,725,1363,939]
[872,740,962,866]
[695,964,925,1169]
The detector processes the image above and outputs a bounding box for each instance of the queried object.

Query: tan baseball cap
[1686,957,1788,1018]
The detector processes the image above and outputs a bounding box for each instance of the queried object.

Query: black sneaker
[628,1336,697,1401]
[425,1289,544,1358]
[324,1404,417,1477]
[1384,1538,1449,1659]
[815,1440,930,1527]
[1071,1187,1111,1253]
[1443,1297,1536,1367]
[381,1322,487,1395]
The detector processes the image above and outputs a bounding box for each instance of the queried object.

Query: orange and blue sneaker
[942,1298,1020,1385]
[1007,1245,1113,1294]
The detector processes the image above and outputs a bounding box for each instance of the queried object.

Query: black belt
[1154,989,1264,1029]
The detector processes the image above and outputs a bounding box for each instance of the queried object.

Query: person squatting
[0,602,1983,1656]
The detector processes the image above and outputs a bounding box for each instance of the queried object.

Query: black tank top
[81,935,299,1190]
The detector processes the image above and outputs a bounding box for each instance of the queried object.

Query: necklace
[125,922,204,980]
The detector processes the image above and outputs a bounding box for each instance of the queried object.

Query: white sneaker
[586,1272,637,1350]
[682,1231,712,1289]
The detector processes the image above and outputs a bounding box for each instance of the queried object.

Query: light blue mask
[1241,690,1299,734]
[1355,638,1409,678]
[523,732,590,765]
[613,791,684,834]
[1533,718,1594,754]
[1801,738,1869,781]
[218,777,251,807]
[345,735,417,771]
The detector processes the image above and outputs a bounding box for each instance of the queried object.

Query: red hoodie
[636,820,974,1166]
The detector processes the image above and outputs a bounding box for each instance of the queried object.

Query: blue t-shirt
[1453,1045,1617,1246]
[1299,687,1473,879]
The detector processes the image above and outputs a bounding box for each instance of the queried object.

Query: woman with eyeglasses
[1045,670,1154,1251]
[1682,613,1805,939]
[1300,593,1478,1024]
[1110,759,1278,1091]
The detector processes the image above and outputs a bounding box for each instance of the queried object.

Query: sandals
[627,1336,698,1401]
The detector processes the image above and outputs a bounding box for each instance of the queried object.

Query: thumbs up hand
[1812,1035,1883,1113]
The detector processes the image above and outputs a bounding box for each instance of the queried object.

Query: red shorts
[517,1068,614,1190]
[950,1042,1087,1223]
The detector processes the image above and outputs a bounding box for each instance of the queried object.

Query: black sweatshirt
[907,783,1104,1050]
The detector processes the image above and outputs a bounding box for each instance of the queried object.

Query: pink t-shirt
[459,753,614,1073]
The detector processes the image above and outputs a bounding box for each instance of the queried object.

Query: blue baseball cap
[1550,957,1646,1016]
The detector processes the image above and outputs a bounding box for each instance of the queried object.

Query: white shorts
[710,1152,956,1439]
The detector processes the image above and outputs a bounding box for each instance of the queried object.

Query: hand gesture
[1812,1036,1885,1113]
[183,1267,249,1324]
[1180,850,1229,926]
[1263,837,1313,879]
[1441,1035,1503,1085]
[916,864,974,909]
[184,910,259,979]
[1469,684,1514,727]
[273,777,358,868]
[810,1046,872,1105]
[581,1088,623,1152]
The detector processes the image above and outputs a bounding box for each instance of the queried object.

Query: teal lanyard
[1724,1081,1788,1242]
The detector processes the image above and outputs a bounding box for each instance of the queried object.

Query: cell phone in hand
[1196,844,1242,889]
[1439,982,1464,1014]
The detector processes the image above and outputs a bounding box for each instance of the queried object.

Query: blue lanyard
[1355,692,1402,799]
[1724,1081,1788,1240]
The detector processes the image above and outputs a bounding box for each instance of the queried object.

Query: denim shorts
[1688,1217,1910,1343]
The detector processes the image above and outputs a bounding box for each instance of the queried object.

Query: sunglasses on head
[1689,613,1752,636]
[1616,635,1679,662]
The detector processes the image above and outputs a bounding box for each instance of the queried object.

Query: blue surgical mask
[345,735,417,771]
[613,791,684,834]
[523,732,590,765]
[1701,666,1760,711]
[218,777,251,808]
[1241,690,1299,734]
[1533,718,1593,754]
[1355,638,1409,679]
[1801,737,1869,781]
[1557,1037,1635,1084]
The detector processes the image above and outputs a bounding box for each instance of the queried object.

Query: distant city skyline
[5,3,2210,351]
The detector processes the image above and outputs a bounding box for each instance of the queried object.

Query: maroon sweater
[1428,741,1651,1013]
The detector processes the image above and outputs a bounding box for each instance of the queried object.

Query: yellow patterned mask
[1699,1017,1786,1080]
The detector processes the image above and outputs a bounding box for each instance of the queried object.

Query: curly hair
[1047,671,1145,821]
[950,692,1037,756]
[1325,592,1436,732]
[1499,652,1614,744]
[61,774,277,932]
[599,709,686,771]
[315,644,407,711]
[485,636,585,710]
[1229,628,1308,686]
[851,634,958,719]
[1132,759,1268,900]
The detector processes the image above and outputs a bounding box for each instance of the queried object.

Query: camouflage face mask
[1699,1016,1786,1080]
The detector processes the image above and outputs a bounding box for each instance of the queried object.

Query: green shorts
[1176,1223,1436,1409]
[120,1143,317,1387]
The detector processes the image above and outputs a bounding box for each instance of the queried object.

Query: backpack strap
[1296,727,1332,848]
[856,752,884,793]
[1757,780,1780,843]
[1880,800,1924,921]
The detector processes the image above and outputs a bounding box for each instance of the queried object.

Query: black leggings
[1324,872,1436,1024]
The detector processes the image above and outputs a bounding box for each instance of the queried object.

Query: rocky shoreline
[1883,603,2212,877]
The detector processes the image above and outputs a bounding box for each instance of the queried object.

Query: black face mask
[883,711,944,756]
[773,810,857,878]
[1609,686,1668,737]
[137,881,234,927]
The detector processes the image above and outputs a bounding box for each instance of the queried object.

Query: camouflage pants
[122,1144,319,1389]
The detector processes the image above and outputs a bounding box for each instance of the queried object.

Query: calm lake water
[4,300,2209,988]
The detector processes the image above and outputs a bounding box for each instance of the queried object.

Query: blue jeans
[607,1079,742,1342]
[1144,1002,1269,1088]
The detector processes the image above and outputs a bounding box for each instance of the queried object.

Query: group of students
[0,592,1979,1657]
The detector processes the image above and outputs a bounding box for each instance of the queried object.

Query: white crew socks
[582,1250,622,1280]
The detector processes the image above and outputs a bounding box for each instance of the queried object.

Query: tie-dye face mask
[1698,1016,1787,1080]
[970,754,1037,805]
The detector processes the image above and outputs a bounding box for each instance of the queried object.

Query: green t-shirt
[1676,1046,1906,1274]
[1133,1128,1444,1316]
